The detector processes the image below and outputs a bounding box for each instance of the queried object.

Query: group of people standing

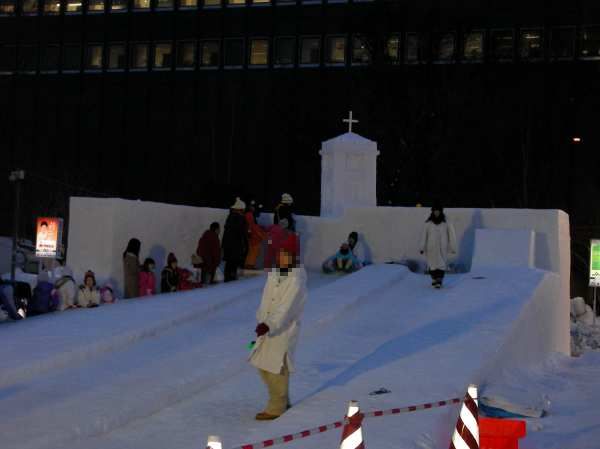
[222,193,296,282]
[120,193,298,298]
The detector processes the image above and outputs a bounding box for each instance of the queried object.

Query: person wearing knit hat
[161,253,180,293]
[77,270,101,308]
[222,198,249,282]
[419,202,457,288]
[273,193,296,232]
[249,230,307,421]
[231,197,246,211]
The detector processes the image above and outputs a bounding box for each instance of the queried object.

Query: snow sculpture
[320,112,380,217]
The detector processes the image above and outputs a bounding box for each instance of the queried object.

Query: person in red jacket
[138,258,156,297]
[197,222,222,285]
[244,201,267,270]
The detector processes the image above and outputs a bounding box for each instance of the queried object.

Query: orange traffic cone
[449,384,479,449]
[206,435,222,449]
[339,400,365,449]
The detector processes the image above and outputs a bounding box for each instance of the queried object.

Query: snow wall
[67,197,570,353]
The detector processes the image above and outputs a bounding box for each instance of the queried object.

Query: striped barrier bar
[230,397,462,449]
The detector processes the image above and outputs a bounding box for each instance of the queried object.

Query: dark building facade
[1,0,600,290]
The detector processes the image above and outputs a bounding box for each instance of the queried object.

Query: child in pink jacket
[138,258,156,297]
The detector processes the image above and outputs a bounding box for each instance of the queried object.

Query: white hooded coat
[249,267,308,375]
[420,220,457,271]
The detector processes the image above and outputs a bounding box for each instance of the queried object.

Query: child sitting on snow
[54,265,78,311]
[77,270,101,308]
[29,271,59,316]
[322,232,364,274]
[161,253,180,293]
[100,284,117,304]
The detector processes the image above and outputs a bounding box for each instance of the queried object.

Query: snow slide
[0,265,406,449]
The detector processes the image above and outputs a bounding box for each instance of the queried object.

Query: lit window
[179,0,196,8]
[300,37,320,66]
[405,32,420,63]
[352,36,370,65]
[228,0,244,5]
[17,45,37,74]
[40,45,59,72]
[326,36,345,65]
[65,0,82,12]
[88,0,104,11]
[157,0,173,8]
[579,26,600,60]
[491,29,514,62]
[62,45,81,72]
[43,0,61,14]
[200,40,220,67]
[274,37,295,66]
[0,45,17,74]
[0,0,16,15]
[133,0,150,9]
[520,29,544,61]
[550,27,575,60]
[462,31,484,62]
[111,0,127,10]
[251,0,269,4]
[249,39,269,66]
[107,44,126,70]
[130,43,149,69]
[86,44,104,71]
[153,43,173,69]
[433,32,455,62]
[224,39,244,67]
[176,42,196,68]
[385,35,400,64]
[22,0,38,14]
[203,0,220,6]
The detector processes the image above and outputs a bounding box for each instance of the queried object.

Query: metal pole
[9,170,24,287]
[594,287,597,326]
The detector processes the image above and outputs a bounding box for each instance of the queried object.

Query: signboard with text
[590,240,600,288]
[35,217,63,258]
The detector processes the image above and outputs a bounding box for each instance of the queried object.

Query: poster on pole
[590,239,600,287]
[35,217,63,258]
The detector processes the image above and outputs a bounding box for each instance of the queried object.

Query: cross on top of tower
[343,111,359,133]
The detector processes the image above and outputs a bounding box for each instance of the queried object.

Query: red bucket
[480,417,527,449]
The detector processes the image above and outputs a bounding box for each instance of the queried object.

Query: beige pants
[258,362,290,416]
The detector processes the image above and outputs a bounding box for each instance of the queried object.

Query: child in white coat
[249,233,307,421]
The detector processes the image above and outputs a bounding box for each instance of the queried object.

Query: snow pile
[570,297,600,356]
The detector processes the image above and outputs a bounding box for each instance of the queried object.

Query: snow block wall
[471,229,535,271]
[67,197,570,354]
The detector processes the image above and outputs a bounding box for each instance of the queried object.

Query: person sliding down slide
[249,233,307,421]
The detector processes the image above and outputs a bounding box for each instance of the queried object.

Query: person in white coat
[249,232,307,421]
[420,203,457,288]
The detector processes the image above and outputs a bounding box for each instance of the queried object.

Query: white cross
[343,110,359,133]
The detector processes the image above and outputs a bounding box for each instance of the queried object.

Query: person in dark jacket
[273,193,295,231]
[0,280,24,320]
[29,272,59,316]
[197,222,222,285]
[123,238,141,299]
[222,198,248,282]
[161,253,180,293]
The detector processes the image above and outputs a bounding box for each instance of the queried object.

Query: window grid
[2,29,598,75]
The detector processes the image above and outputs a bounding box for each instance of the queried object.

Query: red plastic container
[480,417,527,449]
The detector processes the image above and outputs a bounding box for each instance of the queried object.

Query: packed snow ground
[0,265,597,449]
